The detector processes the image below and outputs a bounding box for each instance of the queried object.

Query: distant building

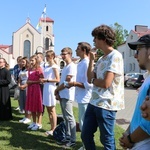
[118,25,150,74]
[0,16,79,68]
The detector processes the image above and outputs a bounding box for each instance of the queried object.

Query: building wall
[13,23,41,59]
[118,30,144,74]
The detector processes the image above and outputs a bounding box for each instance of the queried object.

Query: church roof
[40,17,54,23]
[0,45,10,49]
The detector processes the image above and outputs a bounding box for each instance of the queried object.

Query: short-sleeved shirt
[59,62,77,101]
[18,69,28,85]
[130,75,150,135]
[90,50,125,111]
[75,57,93,103]
[13,64,21,82]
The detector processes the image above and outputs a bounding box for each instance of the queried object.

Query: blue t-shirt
[130,75,150,135]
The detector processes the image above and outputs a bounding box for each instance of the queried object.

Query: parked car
[134,74,144,88]
[124,73,141,87]
[125,73,144,88]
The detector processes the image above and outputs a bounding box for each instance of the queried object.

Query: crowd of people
[0,24,150,150]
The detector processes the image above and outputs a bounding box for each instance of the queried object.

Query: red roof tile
[0,45,10,49]
[40,17,54,23]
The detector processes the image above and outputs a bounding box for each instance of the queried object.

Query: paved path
[116,88,138,130]
[72,87,138,130]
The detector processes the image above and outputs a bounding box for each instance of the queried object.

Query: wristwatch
[91,78,95,84]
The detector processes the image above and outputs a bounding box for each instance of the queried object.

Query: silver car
[125,73,143,88]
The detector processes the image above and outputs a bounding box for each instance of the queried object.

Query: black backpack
[53,121,66,142]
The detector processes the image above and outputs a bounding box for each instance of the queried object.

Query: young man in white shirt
[55,47,77,147]
[68,42,93,150]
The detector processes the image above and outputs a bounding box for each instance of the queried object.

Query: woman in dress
[25,55,44,130]
[0,58,13,120]
[40,50,60,136]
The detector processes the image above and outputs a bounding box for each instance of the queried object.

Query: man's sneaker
[23,118,31,124]
[56,138,70,145]
[19,118,26,123]
[65,141,76,147]
[31,124,42,131]
[27,123,36,129]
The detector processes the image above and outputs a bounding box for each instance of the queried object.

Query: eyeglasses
[45,55,50,57]
[60,53,69,56]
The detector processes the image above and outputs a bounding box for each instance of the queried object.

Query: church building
[0,16,68,69]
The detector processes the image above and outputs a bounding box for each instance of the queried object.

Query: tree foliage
[111,22,129,49]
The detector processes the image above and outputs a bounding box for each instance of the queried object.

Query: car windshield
[133,74,140,78]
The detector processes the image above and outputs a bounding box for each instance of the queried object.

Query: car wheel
[125,80,128,87]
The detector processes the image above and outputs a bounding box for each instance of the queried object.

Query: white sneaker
[45,130,53,136]
[19,118,26,123]
[27,123,36,129]
[78,146,85,150]
[23,118,31,124]
[31,124,42,131]
[19,110,25,114]
[15,107,20,110]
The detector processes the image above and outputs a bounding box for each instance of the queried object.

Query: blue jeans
[78,103,88,131]
[81,103,116,150]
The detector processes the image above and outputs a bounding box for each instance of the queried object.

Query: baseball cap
[128,34,150,50]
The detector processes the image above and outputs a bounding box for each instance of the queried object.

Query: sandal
[45,130,53,136]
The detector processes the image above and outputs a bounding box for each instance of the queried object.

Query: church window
[45,38,49,50]
[46,26,49,31]
[24,40,31,58]
[60,61,65,69]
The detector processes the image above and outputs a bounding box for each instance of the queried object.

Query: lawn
[0,98,124,150]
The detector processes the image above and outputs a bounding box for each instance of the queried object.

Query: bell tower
[38,17,54,53]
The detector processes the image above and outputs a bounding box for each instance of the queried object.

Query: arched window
[133,63,135,71]
[60,61,65,69]
[129,49,132,57]
[46,26,48,31]
[129,63,132,71]
[24,40,31,58]
[45,38,49,50]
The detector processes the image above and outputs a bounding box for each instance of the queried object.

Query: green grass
[0,98,124,150]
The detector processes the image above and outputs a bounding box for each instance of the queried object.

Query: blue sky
[1,0,150,56]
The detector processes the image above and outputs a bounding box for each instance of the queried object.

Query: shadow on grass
[0,107,72,150]
[0,101,121,150]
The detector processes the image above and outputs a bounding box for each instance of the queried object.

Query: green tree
[111,22,129,49]
[95,22,128,62]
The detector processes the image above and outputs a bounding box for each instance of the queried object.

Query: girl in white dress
[40,50,60,136]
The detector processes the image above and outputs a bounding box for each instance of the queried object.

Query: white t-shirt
[75,57,93,103]
[18,69,28,85]
[59,62,77,101]
[90,50,125,111]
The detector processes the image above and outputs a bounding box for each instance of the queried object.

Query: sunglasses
[136,45,150,55]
